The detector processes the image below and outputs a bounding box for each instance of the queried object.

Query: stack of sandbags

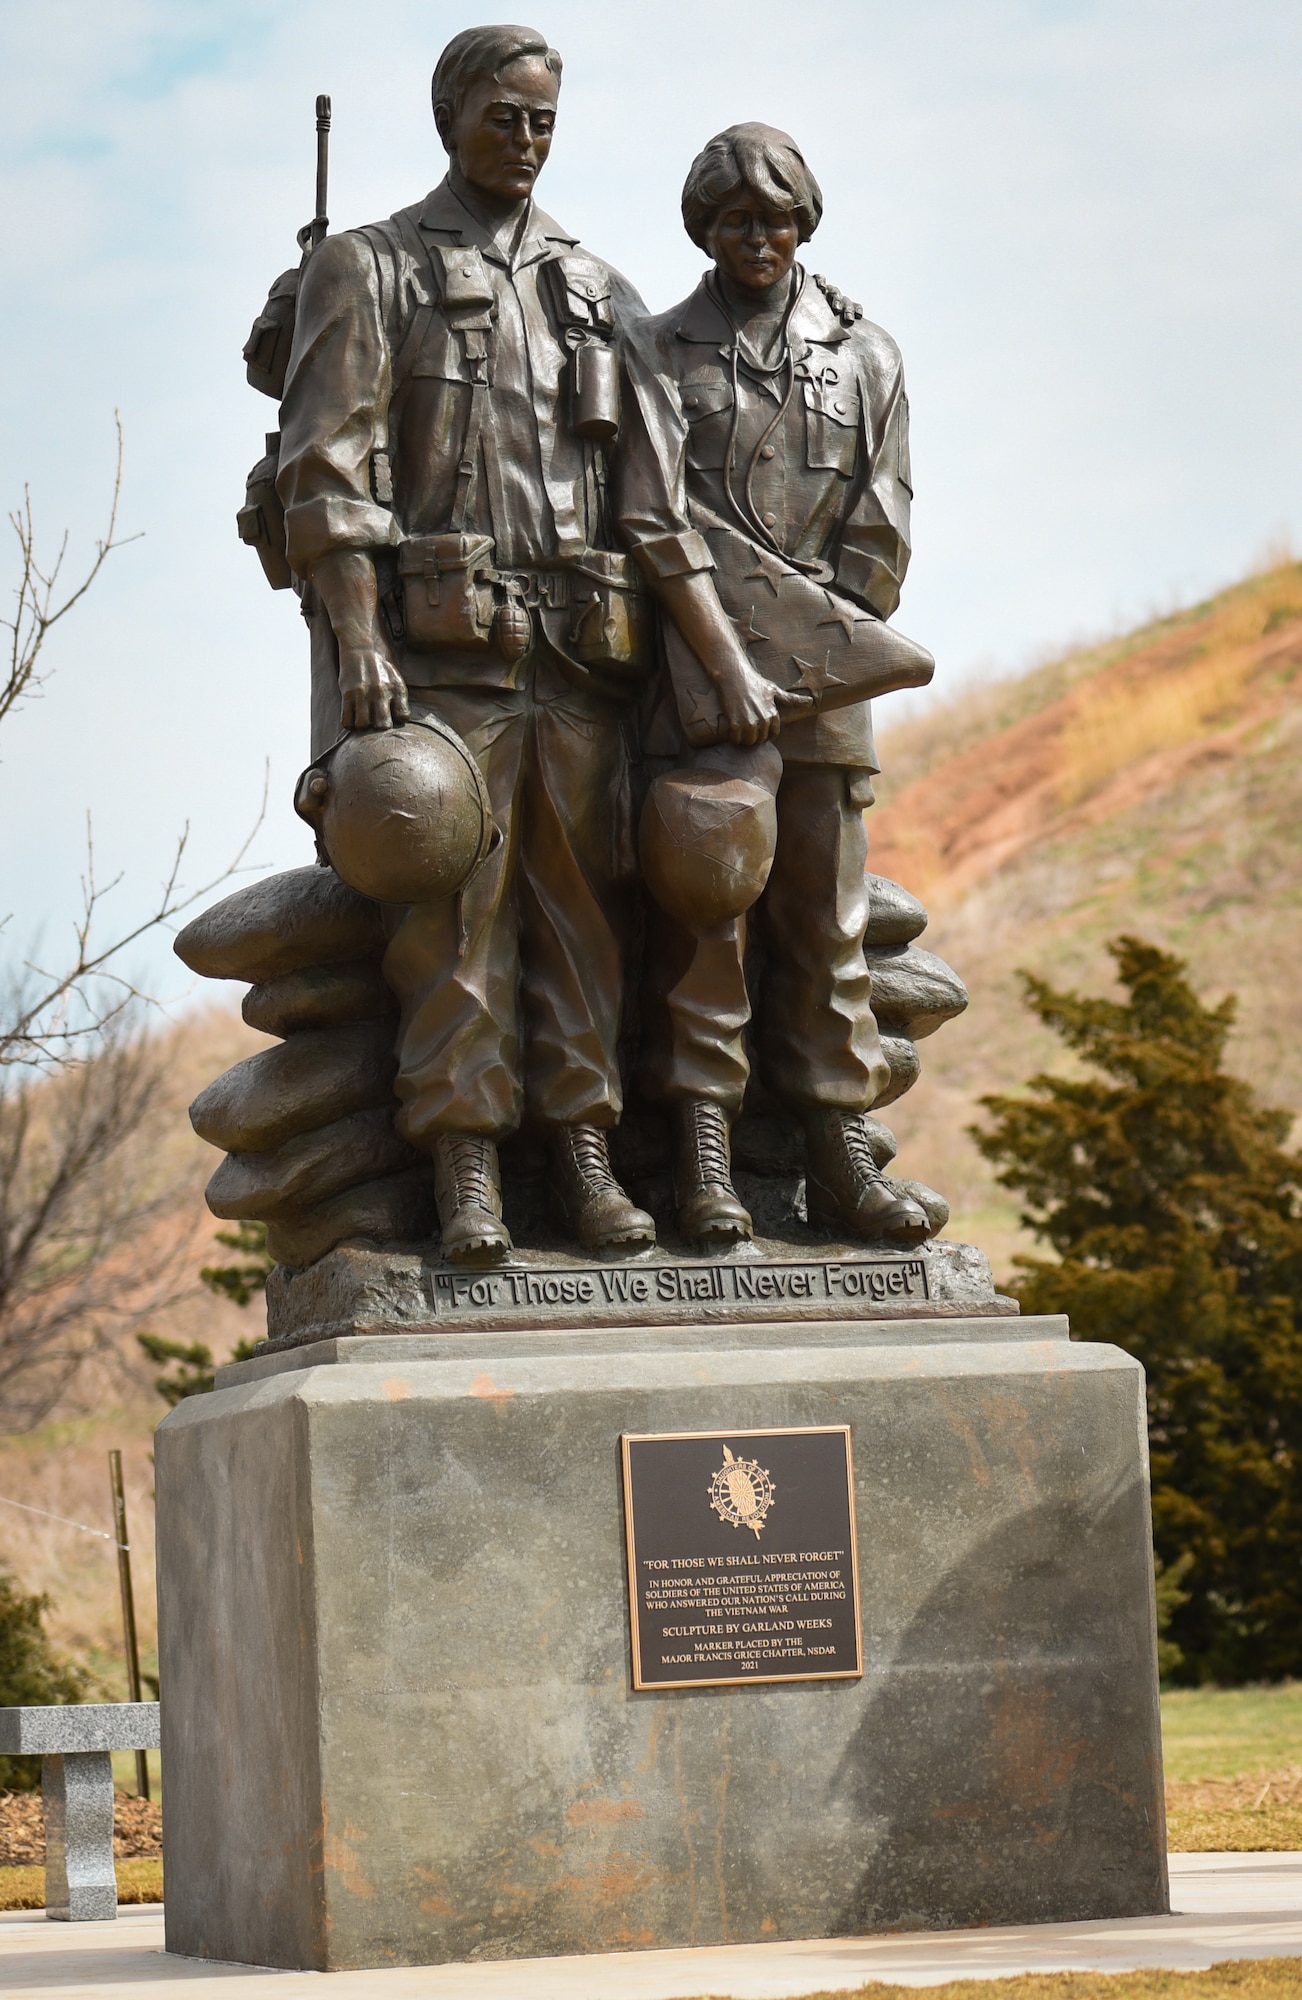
[175,869,433,1269]
[862,874,968,1107]
[860,873,967,1232]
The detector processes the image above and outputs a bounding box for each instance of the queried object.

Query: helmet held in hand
[294,717,495,905]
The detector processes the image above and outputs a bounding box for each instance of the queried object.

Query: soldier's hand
[338,648,411,731]
[713,657,782,746]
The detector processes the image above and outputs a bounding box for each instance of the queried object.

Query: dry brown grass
[676,1970,1302,1998]
[871,560,1302,908]
[0,1856,161,1909]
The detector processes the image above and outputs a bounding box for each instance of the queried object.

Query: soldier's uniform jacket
[277,176,646,692]
[616,270,913,767]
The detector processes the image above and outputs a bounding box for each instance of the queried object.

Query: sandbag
[189,1021,397,1154]
[204,1108,417,1221]
[241,959,395,1038]
[175,867,386,984]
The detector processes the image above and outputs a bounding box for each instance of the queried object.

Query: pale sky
[1,0,1299,997]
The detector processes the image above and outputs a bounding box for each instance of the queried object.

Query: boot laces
[836,1113,884,1184]
[563,1125,620,1193]
[686,1101,733,1187]
[443,1135,496,1208]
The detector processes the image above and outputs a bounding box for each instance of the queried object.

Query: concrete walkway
[2,1855,1300,1997]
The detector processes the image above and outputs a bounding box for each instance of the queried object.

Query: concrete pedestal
[154,1314,1167,1972]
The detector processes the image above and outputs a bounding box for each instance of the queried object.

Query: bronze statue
[617,124,933,1249]
[274,24,656,1263]
[194,46,969,1288]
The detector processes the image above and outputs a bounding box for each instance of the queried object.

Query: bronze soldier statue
[618,123,932,1251]
[276,25,656,1264]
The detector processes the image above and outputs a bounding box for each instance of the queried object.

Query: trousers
[640,764,890,1118]
[381,646,634,1143]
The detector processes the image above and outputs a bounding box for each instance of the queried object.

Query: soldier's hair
[432,25,562,135]
[681,124,823,250]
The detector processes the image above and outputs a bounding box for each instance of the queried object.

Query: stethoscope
[704,264,835,588]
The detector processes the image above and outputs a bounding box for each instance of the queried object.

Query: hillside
[872,558,1302,1271]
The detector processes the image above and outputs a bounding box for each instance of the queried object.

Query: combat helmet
[294,717,495,905]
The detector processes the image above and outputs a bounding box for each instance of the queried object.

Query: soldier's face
[708,201,800,293]
[444,56,558,204]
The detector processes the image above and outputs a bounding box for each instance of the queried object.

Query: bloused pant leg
[638,903,752,1118]
[518,664,634,1127]
[382,689,527,1142]
[756,765,890,1112]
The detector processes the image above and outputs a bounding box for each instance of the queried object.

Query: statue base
[155,1310,1167,1972]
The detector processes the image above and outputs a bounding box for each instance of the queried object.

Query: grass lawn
[1163,1683,1302,1851]
[1163,1685,1302,1783]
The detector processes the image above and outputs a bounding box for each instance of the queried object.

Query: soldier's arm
[832,328,912,620]
[615,321,780,745]
[277,232,408,730]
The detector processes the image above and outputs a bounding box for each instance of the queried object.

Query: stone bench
[0,1703,161,1920]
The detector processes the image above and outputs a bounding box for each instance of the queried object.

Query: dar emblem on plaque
[708,1444,775,1539]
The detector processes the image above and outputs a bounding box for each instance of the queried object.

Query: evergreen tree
[199,1220,273,1309]
[136,1222,269,1402]
[973,936,1302,1683]
[0,1576,86,1790]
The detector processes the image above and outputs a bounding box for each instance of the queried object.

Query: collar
[417,176,578,270]
[674,267,851,358]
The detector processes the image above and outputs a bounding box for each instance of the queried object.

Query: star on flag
[791,652,844,697]
[732,608,770,648]
[817,592,872,642]
[744,550,793,596]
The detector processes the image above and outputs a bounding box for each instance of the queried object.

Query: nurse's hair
[681,123,823,250]
[432,24,562,135]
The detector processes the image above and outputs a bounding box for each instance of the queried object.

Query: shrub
[0,1574,87,1790]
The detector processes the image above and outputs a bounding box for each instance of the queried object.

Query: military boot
[673,1099,753,1248]
[804,1109,930,1244]
[550,1125,656,1254]
[432,1133,513,1265]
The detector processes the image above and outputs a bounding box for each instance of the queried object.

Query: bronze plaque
[621,1426,862,1689]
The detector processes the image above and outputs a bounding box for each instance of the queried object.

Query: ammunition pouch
[236,432,293,591]
[394,536,648,679]
[555,552,646,674]
[397,534,497,651]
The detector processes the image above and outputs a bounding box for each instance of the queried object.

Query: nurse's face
[707,199,800,292]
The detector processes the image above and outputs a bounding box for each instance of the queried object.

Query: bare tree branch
[2,764,268,1074]
[1,413,141,730]
[0,428,270,1424]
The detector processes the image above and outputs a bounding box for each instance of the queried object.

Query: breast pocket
[680,378,734,472]
[408,320,471,381]
[804,382,861,477]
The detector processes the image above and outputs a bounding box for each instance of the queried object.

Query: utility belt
[390,532,647,682]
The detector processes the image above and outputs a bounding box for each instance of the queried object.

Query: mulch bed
[0,1788,162,1865]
